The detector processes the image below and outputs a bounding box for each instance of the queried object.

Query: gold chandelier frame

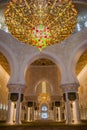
[5,0,78,51]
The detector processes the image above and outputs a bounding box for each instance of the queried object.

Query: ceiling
[0,0,87,76]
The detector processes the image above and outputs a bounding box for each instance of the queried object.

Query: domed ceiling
[0,0,87,75]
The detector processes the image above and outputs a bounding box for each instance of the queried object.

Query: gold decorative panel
[76,50,87,75]
[0,52,10,74]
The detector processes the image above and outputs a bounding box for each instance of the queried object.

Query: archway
[0,39,23,124]
[67,42,87,123]
[24,57,63,121]
[25,57,61,95]
[76,50,87,120]
[0,52,10,121]
[35,80,52,120]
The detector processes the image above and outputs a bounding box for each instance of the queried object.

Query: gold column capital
[7,83,26,93]
[60,83,79,93]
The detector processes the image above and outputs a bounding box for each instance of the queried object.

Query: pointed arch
[68,40,87,80]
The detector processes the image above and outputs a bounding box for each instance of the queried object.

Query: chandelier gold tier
[5,0,78,51]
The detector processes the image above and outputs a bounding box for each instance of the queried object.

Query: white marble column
[58,107,61,121]
[37,109,39,120]
[34,110,38,120]
[51,110,54,120]
[49,109,53,120]
[31,105,34,121]
[21,107,25,121]
[27,107,31,122]
[15,93,21,124]
[55,107,58,121]
[63,108,66,121]
[7,84,25,124]
[61,83,80,124]
[13,107,16,122]
[53,102,56,121]
[72,96,80,123]
[7,93,14,124]
[75,95,80,122]
[7,101,14,124]
[65,92,71,124]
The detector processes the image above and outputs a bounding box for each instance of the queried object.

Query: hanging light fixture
[5,0,78,51]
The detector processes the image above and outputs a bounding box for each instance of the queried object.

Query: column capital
[60,83,79,93]
[7,83,26,93]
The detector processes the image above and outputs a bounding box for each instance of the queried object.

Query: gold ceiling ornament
[5,0,78,51]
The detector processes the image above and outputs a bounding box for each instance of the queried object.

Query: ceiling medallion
[5,0,78,51]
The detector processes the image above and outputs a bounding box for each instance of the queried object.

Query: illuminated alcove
[0,52,10,121]
[24,58,62,121]
[25,58,61,96]
[76,50,87,120]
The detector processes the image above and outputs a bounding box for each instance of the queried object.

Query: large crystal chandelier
[5,0,78,51]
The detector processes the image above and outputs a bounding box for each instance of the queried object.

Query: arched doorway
[24,58,62,122]
[35,80,52,120]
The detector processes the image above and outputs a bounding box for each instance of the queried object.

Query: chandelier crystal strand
[5,0,78,51]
